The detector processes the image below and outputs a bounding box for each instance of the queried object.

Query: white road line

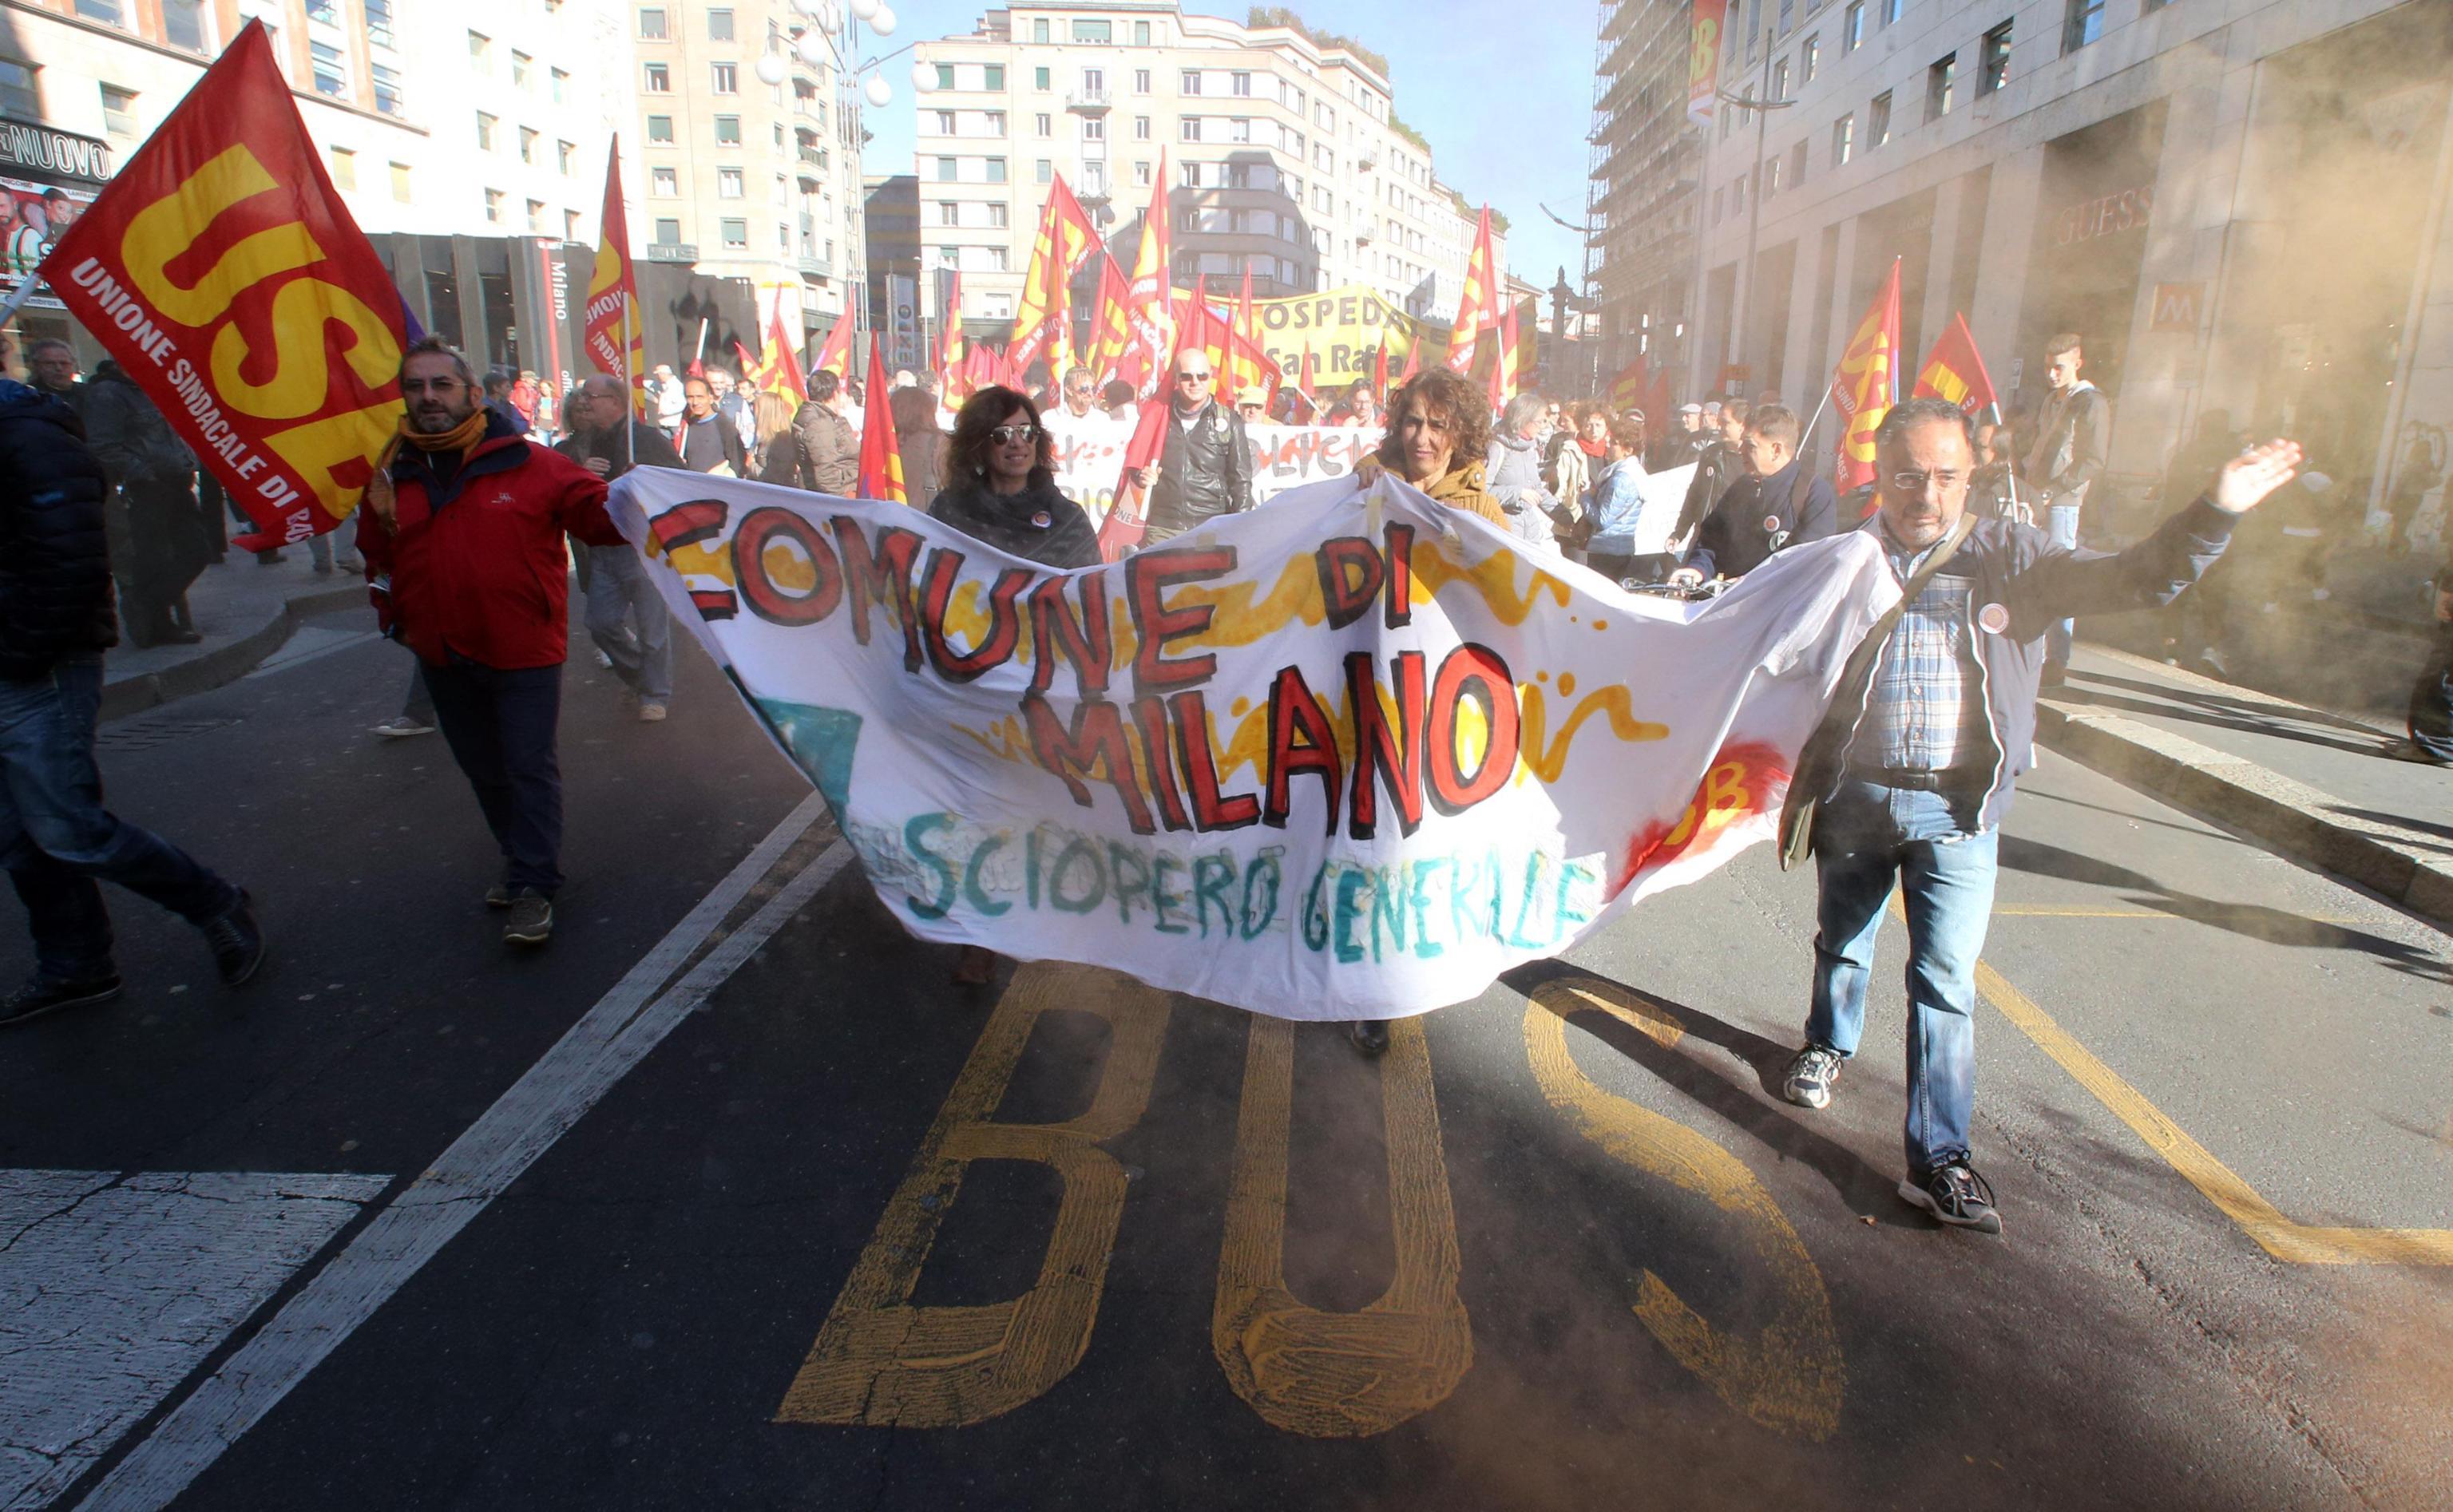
[77,795,846,1512]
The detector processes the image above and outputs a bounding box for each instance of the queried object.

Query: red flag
[1084,251,1133,390]
[856,334,908,505]
[1648,367,1674,429]
[1231,263,1258,391]
[809,311,854,382]
[1008,176,1100,380]
[1909,311,1998,418]
[935,272,969,399]
[1832,259,1903,492]
[1608,358,1650,413]
[1122,154,1174,400]
[43,21,412,550]
[1296,346,1318,418]
[1446,207,1500,373]
[1489,296,1518,410]
[1397,337,1422,388]
[1099,301,1211,560]
[582,135,647,417]
[1372,342,1389,403]
[735,306,806,405]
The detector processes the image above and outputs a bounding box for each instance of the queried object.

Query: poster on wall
[0,176,98,311]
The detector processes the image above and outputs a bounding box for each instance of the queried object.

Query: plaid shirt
[1845,533,1990,777]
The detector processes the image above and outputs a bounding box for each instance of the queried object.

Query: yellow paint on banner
[1212,1015,1474,1438]
[1516,683,1670,783]
[776,964,1173,1426]
[1525,980,1845,1439]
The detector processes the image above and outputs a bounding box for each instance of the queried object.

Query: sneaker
[594,648,615,668]
[2380,738,2452,766]
[636,701,668,722]
[502,889,553,946]
[373,716,434,738]
[1347,1019,1390,1058]
[0,973,124,1027]
[1899,1161,2003,1234]
[1782,1043,1844,1110]
[485,881,513,909]
[201,891,266,987]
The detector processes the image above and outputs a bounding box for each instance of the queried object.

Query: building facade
[1684,0,2452,524]
[1586,0,1706,389]
[909,1,1505,335]
[627,0,870,356]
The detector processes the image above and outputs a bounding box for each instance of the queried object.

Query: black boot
[1347,1019,1390,1057]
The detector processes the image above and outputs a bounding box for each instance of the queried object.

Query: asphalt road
[6,607,2451,1510]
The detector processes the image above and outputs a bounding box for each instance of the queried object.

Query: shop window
[2063,0,2106,53]
[1979,21,2012,94]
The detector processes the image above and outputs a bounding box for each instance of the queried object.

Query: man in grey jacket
[2021,332,2111,681]
[790,369,861,495]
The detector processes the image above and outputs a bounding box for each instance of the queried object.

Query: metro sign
[2150,281,2205,334]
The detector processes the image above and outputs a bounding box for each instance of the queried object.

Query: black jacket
[80,362,194,494]
[0,379,117,678]
[1686,455,1839,580]
[557,420,684,485]
[1147,399,1253,531]
[1670,439,1745,545]
[929,480,1100,570]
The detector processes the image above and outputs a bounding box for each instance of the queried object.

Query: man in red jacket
[359,337,623,946]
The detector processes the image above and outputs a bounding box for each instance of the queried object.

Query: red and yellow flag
[43,21,412,549]
[1832,258,1902,492]
[583,137,646,416]
[1294,346,1318,419]
[1008,176,1100,382]
[1372,342,1389,402]
[739,303,806,404]
[1230,264,1259,390]
[1123,153,1174,399]
[1446,206,1500,373]
[855,334,907,505]
[1909,311,1998,419]
[1084,251,1133,391]
[1608,358,1651,413]
[809,308,854,383]
[935,271,968,399]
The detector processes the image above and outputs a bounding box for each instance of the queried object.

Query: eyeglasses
[1175,370,1213,384]
[989,424,1039,444]
[1888,469,1967,493]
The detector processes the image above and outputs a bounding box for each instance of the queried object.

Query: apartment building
[629,0,869,350]
[1686,0,2451,516]
[1586,0,1706,388]
[909,1,1505,333]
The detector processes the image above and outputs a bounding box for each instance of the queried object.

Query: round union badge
[1031,510,1053,529]
[1977,601,2011,635]
[1762,514,1782,534]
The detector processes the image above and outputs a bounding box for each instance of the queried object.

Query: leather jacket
[1147,399,1254,530]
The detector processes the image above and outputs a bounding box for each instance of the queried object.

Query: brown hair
[1605,413,1646,453]
[946,386,1055,489]
[1749,403,1801,449]
[1376,366,1491,477]
[2045,331,2083,359]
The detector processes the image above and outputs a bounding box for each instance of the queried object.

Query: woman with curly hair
[1353,366,1505,529]
[927,385,1100,570]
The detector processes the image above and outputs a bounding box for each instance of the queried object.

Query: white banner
[610,469,1898,1020]
[1044,414,1380,524]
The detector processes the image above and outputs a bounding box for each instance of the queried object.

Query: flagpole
[621,295,636,471]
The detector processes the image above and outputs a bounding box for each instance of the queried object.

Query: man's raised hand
[2209,438,2304,513]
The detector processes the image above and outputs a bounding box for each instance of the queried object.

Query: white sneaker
[636,702,668,722]
[372,716,434,738]
[595,648,614,668]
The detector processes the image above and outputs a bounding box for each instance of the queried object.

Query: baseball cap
[1238,386,1269,406]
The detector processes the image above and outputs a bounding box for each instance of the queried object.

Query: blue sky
[860,0,1595,293]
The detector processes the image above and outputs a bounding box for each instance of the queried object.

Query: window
[512,51,532,89]
[311,41,347,96]
[390,160,412,202]
[1071,19,1110,42]
[644,61,670,91]
[526,199,546,233]
[551,68,569,104]
[937,200,957,226]
[1843,0,1864,49]
[933,109,955,134]
[652,165,678,194]
[1713,185,1726,223]
[1802,34,1820,82]
[1181,70,1202,94]
[165,0,208,48]
[1084,117,1105,141]
[1773,57,1790,101]
[1034,66,1050,90]
[720,217,747,249]
[1765,154,1781,195]
[1035,113,1051,136]
[468,31,491,67]
[985,157,1007,182]
[1868,89,1892,145]
[648,114,675,143]
[1231,71,1251,96]
[567,209,582,241]
[1832,113,1853,165]
[475,112,497,150]
[1135,69,1151,93]
[1181,117,1201,142]
[638,7,667,38]
[2,58,42,121]
[719,167,744,197]
[1081,68,1103,96]
[100,83,137,136]
[1135,115,1151,140]
[714,114,743,144]
[935,155,957,180]
[1135,20,1151,44]
[327,145,356,189]
[711,62,738,94]
[1789,138,1808,188]
[1229,117,1250,143]
[1135,160,1151,185]
[984,64,1005,89]
[518,127,539,164]
[557,140,575,174]
[1980,20,2011,93]
[484,188,505,224]
[371,61,403,115]
[933,63,954,90]
[1032,17,1049,42]
[1926,53,1955,121]
[654,217,681,244]
[2063,0,2106,53]
[707,8,734,41]
[1036,158,1053,183]
[1882,0,1901,22]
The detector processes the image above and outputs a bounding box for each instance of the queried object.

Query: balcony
[645,243,697,263]
[799,255,833,279]
[1355,148,1376,171]
[1066,87,1110,114]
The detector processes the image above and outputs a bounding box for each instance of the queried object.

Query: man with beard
[358,338,622,947]
[557,373,684,722]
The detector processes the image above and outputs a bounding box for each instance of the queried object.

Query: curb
[100,584,368,723]
[2035,683,2453,928]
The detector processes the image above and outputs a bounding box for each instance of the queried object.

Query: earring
[974,464,985,477]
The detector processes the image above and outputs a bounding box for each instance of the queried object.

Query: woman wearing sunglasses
[928,386,1101,571]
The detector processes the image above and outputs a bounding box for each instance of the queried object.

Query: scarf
[400,407,488,460]
[1578,437,1608,458]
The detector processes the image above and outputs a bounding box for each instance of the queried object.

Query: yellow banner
[1250,284,1432,391]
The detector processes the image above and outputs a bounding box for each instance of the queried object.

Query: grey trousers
[583,545,672,703]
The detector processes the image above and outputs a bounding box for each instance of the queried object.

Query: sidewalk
[2039,643,2453,925]
[101,548,371,722]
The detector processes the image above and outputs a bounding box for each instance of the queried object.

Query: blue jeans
[2045,503,2080,666]
[584,545,672,703]
[2409,624,2453,762]
[1805,779,1999,1178]
[0,656,238,981]
[423,657,565,896]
